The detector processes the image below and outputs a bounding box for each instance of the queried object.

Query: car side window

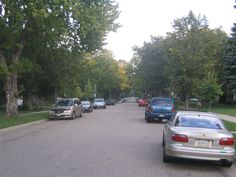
[77,100,81,105]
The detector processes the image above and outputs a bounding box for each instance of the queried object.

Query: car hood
[51,106,73,111]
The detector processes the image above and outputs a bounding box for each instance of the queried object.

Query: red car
[138,99,148,107]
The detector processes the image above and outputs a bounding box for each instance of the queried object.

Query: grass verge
[0,112,48,129]
[223,120,236,132]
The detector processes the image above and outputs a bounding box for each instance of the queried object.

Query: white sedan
[162,111,235,167]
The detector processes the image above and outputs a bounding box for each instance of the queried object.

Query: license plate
[195,139,212,148]
[159,114,164,117]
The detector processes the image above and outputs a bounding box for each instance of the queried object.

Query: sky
[105,0,236,61]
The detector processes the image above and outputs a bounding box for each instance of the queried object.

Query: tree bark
[2,45,23,117]
[4,74,18,117]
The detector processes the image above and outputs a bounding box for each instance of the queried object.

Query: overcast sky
[105,0,236,61]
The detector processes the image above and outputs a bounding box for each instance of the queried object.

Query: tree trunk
[2,45,23,117]
[185,95,189,110]
[4,74,18,117]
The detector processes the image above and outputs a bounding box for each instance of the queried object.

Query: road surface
[0,103,236,177]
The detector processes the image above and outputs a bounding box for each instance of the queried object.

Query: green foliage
[198,73,223,109]
[133,37,169,97]
[0,0,120,115]
[83,80,94,100]
[130,11,226,107]
[167,12,226,103]
[224,22,236,93]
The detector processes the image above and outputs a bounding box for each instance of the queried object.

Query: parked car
[138,98,148,107]
[145,97,174,123]
[106,99,116,105]
[49,98,83,120]
[162,111,235,167]
[93,98,106,109]
[81,101,93,112]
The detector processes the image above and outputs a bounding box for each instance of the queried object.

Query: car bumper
[147,112,173,119]
[93,105,105,108]
[83,108,91,112]
[49,113,72,119]
[166,144,235,162]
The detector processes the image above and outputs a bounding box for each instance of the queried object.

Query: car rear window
[175,116,224,130]
[151,99,171,106]
[95,99,104,102]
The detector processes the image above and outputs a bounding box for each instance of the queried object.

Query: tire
[220,160,233,167]
[71,112,76,120]
[163,145,172,163]
[80,111,83,117]
[146,117,152,123]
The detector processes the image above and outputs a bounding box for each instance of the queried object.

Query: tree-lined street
[0,103,235,177]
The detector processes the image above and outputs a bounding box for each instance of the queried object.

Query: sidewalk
[217,114,236,124]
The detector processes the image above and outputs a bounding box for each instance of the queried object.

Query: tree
[0,0,119,117]
[133,37,170,97]
[224,21,236,97]
[167,11,226,108]
[198,73,223,110]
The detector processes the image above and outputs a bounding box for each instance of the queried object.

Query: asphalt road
[0,103,236,177]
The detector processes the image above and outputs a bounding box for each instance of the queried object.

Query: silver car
[93,98,106,109]
[49,98,83,120]
[162,111,235,167]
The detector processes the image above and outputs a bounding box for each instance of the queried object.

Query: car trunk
[171,127,233,149]
[151,105,172,113]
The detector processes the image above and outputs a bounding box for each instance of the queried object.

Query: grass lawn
[223,120,236,132]
[211,104,236,117]
[0,112,48,129]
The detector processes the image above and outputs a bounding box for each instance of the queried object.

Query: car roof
[175,111,218,118]
[151,97,171,100]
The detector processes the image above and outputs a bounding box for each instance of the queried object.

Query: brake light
[172,107,175,112]
[219,138,235,145]
[147,106,153,112]
[172,134,188,142]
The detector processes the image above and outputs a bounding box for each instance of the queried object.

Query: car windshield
[175,115,224,130]
[95,99,104,102]
[151,99,171,106]
[82,101,90,105]
[56,99,73,107]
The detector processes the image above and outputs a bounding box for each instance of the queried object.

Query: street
[0,103,236,177]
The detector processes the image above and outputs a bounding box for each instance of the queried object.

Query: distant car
[145,97,174,123]
[162,111,235,167]
[106,99,116,105]
[81,101,93,112]
[93,98,106,109]
[49,98,83,120]
[138,98,148,107]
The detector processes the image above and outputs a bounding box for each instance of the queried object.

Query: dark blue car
[145,97,174,123]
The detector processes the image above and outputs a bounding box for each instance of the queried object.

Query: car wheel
[163,145,172,163]
[80,111,83,117]
[71,112,76,120]
[220,160,233,167]
[146,117,152,123]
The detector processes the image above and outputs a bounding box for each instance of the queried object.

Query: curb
[0,119,47,134]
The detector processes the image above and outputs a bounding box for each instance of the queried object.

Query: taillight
[219,138,235,146]
[172,107,175,112]
[147,106,153,112]
[172,134,188,142]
